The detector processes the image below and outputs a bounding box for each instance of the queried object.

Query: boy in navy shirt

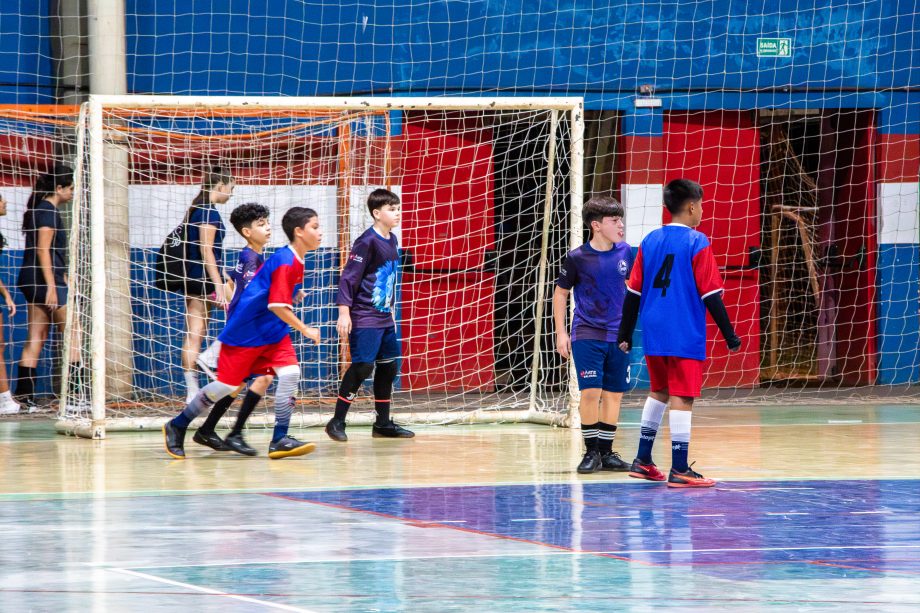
[325,189,413,441]
[193,203,276,456]
[618,179,741,488]
[553,196,633,474]
[163,207,322,460]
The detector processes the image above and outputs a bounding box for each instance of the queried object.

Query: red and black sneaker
[667,462,716,488]
[628,458,666,481]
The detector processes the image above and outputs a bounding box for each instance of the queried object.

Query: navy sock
[671,441,690,473]
[637,426,658,464]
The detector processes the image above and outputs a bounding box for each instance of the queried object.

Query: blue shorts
[572,339,631,392]
[348,326,401,364]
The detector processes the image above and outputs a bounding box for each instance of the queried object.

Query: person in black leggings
[0,193,20,414]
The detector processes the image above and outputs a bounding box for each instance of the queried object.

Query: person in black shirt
[14,165,79,411]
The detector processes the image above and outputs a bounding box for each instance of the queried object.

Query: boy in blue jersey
[553,196,633,474]
[618,179,741,488]
[163,207,323,460]
[192,203,276,456]
[325,189,414,442]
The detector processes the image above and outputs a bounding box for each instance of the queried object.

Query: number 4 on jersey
[652,254,675,296]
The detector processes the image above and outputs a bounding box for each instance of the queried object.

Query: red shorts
[645,355,704,398]
[216,336,297,387]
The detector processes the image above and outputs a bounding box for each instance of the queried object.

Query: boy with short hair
[325,188,414,442]
[163,206,323,460]
[553,195,633,474]
[618,178,741,488]
[193,202,275,456]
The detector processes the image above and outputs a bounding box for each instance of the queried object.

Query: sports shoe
[372,420,415,438]
[196,348,219,382]
[163,421,187,459]
[600,451,630,472]
[0,395,21,415]
[224,432,258,457]
[667,463,716,488]
[628,458,666,482]
[577,449,602,474]
[268,436,316,459]
[324,417,347,442]
[192,428,227,451]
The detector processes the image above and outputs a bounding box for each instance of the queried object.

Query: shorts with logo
[644,355,704,398]
[572,339,631,392]
[216,335,298,387]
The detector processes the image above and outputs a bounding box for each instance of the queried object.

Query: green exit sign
[757,38,792,57]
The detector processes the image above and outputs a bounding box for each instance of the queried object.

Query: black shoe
[372,420,415,438]
[224,432,258,457]
[192,428,227,451]
[325,418,348,442]
[600,451,630,472]
[268,435,316,460]
[163,421,187,459]
[577,449,602,474]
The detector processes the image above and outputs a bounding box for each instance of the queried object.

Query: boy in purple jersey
[163,207,322,460]
[553,196,633,474]
[618,179,741,488]
[325,189,414,441]
[192,203,277,456]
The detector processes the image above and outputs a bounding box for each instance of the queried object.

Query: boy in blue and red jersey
[553,196,633,474]
[325,188,414,442]
[618,179,741,488]
[163,207,323,460]
[193,203,277,456]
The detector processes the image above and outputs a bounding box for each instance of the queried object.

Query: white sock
[0,390,13,402]
[184,370,200,395]
[640,397,667,430]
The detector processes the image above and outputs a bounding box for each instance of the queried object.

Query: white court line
[828,419,864,424]
[850,510,894,515]
[110,568,318,612]
[121,543,920,571]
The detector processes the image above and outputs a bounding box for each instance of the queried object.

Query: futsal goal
[57,96,585,438]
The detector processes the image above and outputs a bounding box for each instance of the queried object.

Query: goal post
[57,95,586,438]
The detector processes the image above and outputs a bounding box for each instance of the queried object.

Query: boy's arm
[703,294,741,352]
[692,243,741,351]
[268,304,320,344]
[617,247,644,352]
[336,241,371,337]
[552,286,571,359]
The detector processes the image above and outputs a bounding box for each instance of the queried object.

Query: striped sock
[581,421,599,452]
[597,422,617,454]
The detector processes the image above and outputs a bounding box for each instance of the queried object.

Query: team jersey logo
[618,259,629,276]
[372,260,397,313]
[579,369,598,379]
[349,253,364,263]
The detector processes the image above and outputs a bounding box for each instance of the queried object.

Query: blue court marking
[272,480,920,580]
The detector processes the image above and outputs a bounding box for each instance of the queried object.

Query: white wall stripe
[621,183,663,246]
[877,182,919,245]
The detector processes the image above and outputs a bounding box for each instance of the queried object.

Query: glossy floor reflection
[1,404,919,611]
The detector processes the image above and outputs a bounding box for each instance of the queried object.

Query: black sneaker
[192,428,227,451]
[163,421,187,459]
[577,449,602,474]
[268,436,317,460]
[600,451,630,472]
[224,432,258,457]
[372,420,415,438]
[325,418,348,442]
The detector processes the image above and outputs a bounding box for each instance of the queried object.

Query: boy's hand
[303,326,321,345]
[337,312,352,337]
[726,335,742,353]
[555,331,571,359]
[4,294,16,317]
[618,340,631,353]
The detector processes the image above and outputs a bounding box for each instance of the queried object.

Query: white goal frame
[61,95,585,438]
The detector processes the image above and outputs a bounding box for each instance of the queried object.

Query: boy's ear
[240,226,252,239]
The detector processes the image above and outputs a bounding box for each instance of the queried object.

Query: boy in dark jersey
[618,179,741,488]
[325,189,414,442]
[193,203,276,456]
[553,196,633,474]
[163,207,322,460]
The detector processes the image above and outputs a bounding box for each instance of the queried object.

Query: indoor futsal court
[2,402,918,611]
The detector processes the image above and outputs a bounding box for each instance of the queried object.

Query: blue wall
[0,1,54,103]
